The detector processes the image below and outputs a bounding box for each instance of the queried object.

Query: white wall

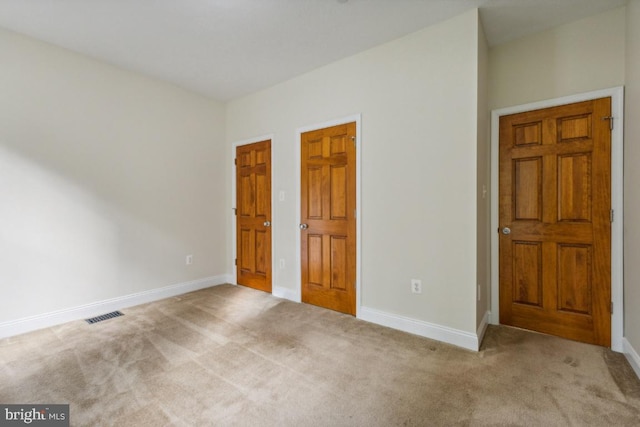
[0,27,227,325]
[624,0,640,370]
[489,7,626,110]
[476,19,490,331]
[227,10,481,336]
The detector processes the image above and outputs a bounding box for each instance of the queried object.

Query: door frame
[295,114,362,316]
[231,134,275,287]
[490,87,624,351]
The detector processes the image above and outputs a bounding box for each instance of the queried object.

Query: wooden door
[499,98,611,346]
[236,140,272,293]
[300,122,356,315]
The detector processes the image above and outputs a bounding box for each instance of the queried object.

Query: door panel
[512,241,542,307]
[514,157,542,220]
[558,153,591,221]
[236,140,272,293]
[557,244,592,314]
[499,98,611,346]
[307,167,324,218]
[301,122,356,315]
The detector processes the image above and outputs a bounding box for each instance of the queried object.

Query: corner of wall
[476,7,491,332]
[476,310,490,349]
[624,0,640,357]
[623,338,640,379]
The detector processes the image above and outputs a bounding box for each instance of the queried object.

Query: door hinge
[610,209,614,223]
[234,258,237,266]
[603,116,614,131]
[351,136,356,147]
[233,208,237,215]
[234,158,237,165]
[354,209,357,219]
[611,301,614,314]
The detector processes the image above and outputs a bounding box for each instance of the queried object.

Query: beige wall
[489,7,626,110]
[624,0,640,354]
[227,10,481,334]
[0,28,227,323]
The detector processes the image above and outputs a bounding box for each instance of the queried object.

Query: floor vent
[85,311,124,324]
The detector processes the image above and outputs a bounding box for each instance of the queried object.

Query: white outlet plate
[279,259,285,269]
[186,255,193,265]
[411,279,422,294]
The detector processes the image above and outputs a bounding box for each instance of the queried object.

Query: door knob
[299,224,308,230]
[502,227,511,235]
[263,221,271,227]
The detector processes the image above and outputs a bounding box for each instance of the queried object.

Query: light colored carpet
[1,284,639,426]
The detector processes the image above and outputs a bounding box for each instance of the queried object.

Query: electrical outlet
[411,279,422,294]
[279,258,285,269]
[186,254,193,265]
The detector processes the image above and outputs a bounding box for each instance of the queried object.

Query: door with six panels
[300,122,356,315]
[499,98,611,346]
[236,140,272,293]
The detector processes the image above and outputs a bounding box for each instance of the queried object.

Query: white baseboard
[272,286,301,302]
[477,310,490,347]
[0,274,231,340]
[215,274,234,287]
[623,338,640,379]
[358,306,481,351]
[489,310,499,325]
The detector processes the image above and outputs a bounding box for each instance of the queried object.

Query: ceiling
[0,0,627,101]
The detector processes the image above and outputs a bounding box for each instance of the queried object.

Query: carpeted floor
[1,284,639,426]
